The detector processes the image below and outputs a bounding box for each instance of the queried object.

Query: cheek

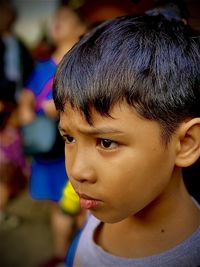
[103,149,174,209]
[52,23,70,40]
[64,146,71,169]
[61,19,76,33]
[64,145,71,174]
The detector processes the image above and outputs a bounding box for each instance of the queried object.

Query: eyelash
[63,134,75,144]
[97,139,118,150]
[63,134,118,150]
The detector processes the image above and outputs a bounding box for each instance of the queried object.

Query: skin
[51,7,86,47]
[59,101,200,257]
[51,7,87,64]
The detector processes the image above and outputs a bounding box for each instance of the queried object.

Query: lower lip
[80,197,100,209]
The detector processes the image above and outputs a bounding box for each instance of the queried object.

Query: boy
[53,14,200,266]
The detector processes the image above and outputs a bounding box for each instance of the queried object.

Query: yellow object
[60,181,80,215]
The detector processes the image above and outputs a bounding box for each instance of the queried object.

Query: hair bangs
[53,14,200,143]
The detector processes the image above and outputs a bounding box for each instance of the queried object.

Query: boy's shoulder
[72,214,200,267]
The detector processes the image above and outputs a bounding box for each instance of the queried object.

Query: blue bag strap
[66,229,83,267]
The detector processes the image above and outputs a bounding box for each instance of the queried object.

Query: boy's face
[59,102,177,223]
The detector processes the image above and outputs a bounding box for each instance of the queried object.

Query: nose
[68,148,96,184]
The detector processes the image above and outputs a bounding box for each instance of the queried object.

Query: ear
[175,118,200,167]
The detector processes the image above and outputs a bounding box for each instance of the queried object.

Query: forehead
[59,102,162,138]
[55,7,78,21]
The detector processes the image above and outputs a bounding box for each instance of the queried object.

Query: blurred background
[0,0,199,267]
[12,0,200,50]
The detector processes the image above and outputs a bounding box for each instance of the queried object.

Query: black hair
[53,14,200,144]
[0,1,18,30]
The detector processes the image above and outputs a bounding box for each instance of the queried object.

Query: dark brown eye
[99,139,118,149]
[64,134,75,144]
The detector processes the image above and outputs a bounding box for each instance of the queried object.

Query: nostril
[69,151,96,183]
[79,177,89,183]
[70,167,96,184]
[72,172,96,184]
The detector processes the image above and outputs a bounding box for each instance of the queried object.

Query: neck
[52,39,79,64]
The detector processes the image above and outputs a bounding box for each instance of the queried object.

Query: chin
[91,210,125,224]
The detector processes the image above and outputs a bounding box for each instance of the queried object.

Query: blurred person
[0,84,28,229]
[19,4,87,267]
[0,1,34,99]
[0,0,33,229]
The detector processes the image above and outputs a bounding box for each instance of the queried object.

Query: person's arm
[18,89,36,125]
[42,99,58,119]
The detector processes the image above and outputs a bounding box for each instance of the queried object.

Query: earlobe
[175,118,200,167]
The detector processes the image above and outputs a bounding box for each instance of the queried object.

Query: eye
[63,134,75,144]
[98,139,118,150]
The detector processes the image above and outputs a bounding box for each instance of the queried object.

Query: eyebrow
[58,125,124,135]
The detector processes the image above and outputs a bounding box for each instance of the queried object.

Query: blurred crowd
[0,0,199,267]
[0,1,88,267]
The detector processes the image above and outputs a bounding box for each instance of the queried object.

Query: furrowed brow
[58,125,123,135]
[81,127,123,135]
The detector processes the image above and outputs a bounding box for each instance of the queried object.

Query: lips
[78,193,101,210]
